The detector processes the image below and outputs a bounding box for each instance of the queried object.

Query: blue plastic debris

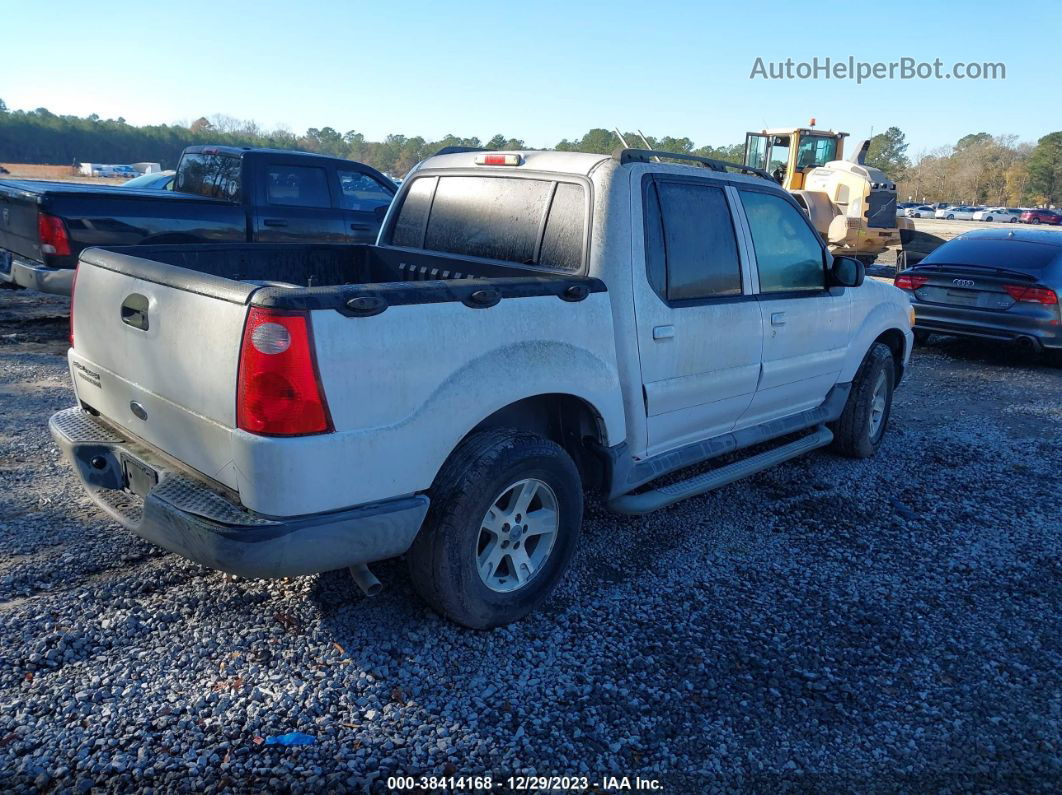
[263,732,316,746]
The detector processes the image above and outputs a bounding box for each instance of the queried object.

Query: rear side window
[390,175,587,272]
[175,153,242,202]
[644,178,742,301]
[265,165,331,208]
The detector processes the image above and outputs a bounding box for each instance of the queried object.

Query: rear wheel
[947,214,955,220]
[829,343,895,459]
[913,329,931,346]
[1032,218,1042,225]
[407,429,583,629]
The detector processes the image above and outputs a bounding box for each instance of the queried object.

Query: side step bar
[608,426,834,515]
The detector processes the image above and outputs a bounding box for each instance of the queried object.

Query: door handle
[350,223,371,231]
[771,312,787,327]
[653,325,675,340]
[263,218,288,227]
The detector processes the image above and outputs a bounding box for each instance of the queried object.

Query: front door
[335,168,396,243]
[254,160,346,243]
[632,172,763,458]
[734,187,851,428]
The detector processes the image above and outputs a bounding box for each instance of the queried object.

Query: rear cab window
[388,174,588,273]
[175,152,242,202]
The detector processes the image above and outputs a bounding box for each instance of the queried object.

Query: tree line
[864,127,1061,207]
[0,104,741,178]
[1,102,1059,205]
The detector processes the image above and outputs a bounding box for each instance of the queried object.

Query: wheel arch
[873,327,907,384]
[464,393,610,491]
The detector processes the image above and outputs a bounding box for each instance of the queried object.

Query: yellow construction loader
[743,124,911,263]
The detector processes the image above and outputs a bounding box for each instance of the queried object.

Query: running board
[608,426,834,515]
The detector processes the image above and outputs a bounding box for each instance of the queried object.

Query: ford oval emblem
[130,401,148,421]
[952,278,975,288]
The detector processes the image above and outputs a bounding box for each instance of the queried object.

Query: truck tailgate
[70,251,254,489]
[0,182,44,262]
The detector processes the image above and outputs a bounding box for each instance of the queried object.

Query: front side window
[745,135,768,171]
[265,165,330,208]
[739,190,825,293]
[337,170,394,213]
[644,179,742,301]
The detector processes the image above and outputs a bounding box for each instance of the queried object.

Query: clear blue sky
[3,0,1057,156]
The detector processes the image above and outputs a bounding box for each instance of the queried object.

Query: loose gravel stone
[0,290,1060,791]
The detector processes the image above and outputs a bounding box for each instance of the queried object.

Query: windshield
[921,238,1060,273]
[795,135,838,168]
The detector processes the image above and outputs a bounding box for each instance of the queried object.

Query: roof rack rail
[434,146,490,156]
[612,148,773,181]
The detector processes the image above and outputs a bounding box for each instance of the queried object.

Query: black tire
[913,329,931,346]
[1032,218,1042,225]
[947,214,955,220]
[407,429,583,629]
[828,343,895,459]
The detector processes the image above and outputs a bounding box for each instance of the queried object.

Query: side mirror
[829,255,865,288]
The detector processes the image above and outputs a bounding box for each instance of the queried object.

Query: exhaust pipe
[349,564,382,597]
[1014,336,1043,355]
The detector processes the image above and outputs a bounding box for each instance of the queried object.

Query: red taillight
[236,308,332,436]
[69,265,78,347]
[895,273,928,290]
[1003,284,1058,305]
[37,212,71,256]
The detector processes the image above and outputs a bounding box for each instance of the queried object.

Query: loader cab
[744,129,848,190]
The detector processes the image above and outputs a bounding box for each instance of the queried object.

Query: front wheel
[829,343,895,459]
[1032,218,1042,225]
[407,429,583,629]
[947,214,955,220]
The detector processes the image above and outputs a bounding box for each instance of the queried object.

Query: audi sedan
[894,228,1062,355]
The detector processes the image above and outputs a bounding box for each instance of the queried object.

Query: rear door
[631,171,763,457]
[253,158,346,242]
[335,168,395,243]
[735,186,851,428]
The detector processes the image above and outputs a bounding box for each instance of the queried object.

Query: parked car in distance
[1020,208,1062,225]
[895,227,1061,355]
[972,207,1021,223]
[935,205,978,220]
[50,147,914,628]
[905,205,937,219]
[122,170,176,190]
[0,146,397,295]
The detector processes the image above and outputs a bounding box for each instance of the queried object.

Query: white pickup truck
[51,147,913,628]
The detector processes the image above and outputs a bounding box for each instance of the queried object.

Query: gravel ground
[0,287,1059,792]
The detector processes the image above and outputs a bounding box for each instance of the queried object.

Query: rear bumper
[912,303,1062,350]
[0,253,75,295]
[48,407,430,578]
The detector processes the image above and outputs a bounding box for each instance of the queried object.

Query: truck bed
[81,242,602,311]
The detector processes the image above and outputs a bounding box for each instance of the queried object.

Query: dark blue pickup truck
[0,146,396,295]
